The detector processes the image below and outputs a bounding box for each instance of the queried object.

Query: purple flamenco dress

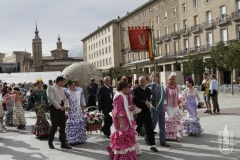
[181,88,204,135]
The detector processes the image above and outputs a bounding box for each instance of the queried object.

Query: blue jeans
[150,106,166,144]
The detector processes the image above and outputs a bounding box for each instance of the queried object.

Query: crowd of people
[0,71,220,160]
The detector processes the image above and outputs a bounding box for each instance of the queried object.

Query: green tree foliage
[102,67,143,81]
[211,40,240,94]
[182,53,205,75]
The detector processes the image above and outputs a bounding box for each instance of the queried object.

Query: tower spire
[34,22,41,40]
[58,34,61,42]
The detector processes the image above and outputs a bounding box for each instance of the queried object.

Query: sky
[0,0,147,58]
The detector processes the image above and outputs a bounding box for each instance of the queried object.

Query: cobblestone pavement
[0,94,239,160]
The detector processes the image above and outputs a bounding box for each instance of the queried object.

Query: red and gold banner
[128,26,150,52]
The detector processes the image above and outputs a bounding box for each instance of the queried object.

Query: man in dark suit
[98,76,113,138]
[87,78,98,107]
[133,76,158,152]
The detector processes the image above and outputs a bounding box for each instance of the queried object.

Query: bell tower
[32,23,42,71]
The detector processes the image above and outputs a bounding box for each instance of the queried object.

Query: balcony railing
[168,52,176,57]
[155,37,162,43]
[180,28,190,36]
[171,31,180,39]
[231,10,240,20]
[125,47,130,52]
[162,34,171,41]
[202,20,214,29]
[191,24,201,33]
[216,14,230,25]
[178,48,190,55]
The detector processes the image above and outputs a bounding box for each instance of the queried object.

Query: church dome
[61,62,103,101]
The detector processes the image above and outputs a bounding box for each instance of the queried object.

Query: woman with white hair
[164,72,184,140]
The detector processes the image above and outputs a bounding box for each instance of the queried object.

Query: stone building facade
[82,0,240,84]
[81,20,121,70]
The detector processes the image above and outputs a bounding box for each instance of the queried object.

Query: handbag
[200,84,205,91]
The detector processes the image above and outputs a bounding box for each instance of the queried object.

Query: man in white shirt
[75,79,86,108]
[47,76,71,149]
[209,74,220,114]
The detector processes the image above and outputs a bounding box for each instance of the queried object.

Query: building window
[156,15,160,24]
[163,0,167,5]
[156,3,159,10]
[157,29,161,37]
[102,39,104,45]
[182,3,187,13]
[173,7,177,17]
[174,41,179,52]
[108,36,110,43]
[105,38,107,44]
[183,39,189,50]
[103,60,105,66]
[165,26,168,34]
[131,18,134,23]
[97,51,98,57]
[165,44,170,54]
[105,47,108,53]
[97,61,99,67]
[164,12,168,21]
[109,57,112,65]
[109,46,111,52]
[99,50,101,55]
[102,49,104,54]
[183,20,188,29]
[206,0,210,3]
[149,7,152,13]
[193,0,198,8]
[99,41,101,47]
[220,28,228,42]
[136,14,139,19]
[100,61,102,67]
[106,59,108,65]
[173,23,178,32]
[143,22,146,26]
[194,15,199,25]
[143,11,146,17]
[108,27,110,32]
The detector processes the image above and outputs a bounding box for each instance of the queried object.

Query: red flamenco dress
[107,93,138,160]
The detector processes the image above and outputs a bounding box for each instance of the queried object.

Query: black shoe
[161,142,170,147]
[208,110,212,114]
[150,147,158,152]
[204,110,209,113]
[17,125,21,129]
[144,136,150,145]
[48,141,55,149]
[61,144,72,149]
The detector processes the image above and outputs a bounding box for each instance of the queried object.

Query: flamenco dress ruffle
[107,125,137,160]
[165,109,184,139]
[181,115,204,134]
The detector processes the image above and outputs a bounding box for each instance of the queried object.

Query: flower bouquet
[84,110,103,136]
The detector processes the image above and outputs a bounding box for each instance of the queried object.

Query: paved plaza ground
[0,93,239,160]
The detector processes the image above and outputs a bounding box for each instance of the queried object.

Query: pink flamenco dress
[164,85,184,140]
[107,91,140,160]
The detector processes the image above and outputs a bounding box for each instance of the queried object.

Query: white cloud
[0,0,147,56]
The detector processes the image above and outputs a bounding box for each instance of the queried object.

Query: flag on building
[148,21,157,62]
[128,26,150,52]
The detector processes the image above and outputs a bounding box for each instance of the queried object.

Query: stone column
[171,64,176,71]
[162,65,166,72]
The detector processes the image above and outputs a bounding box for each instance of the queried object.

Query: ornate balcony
[191,24,201,33]
[180,28,190,36]
[231,10,240,21]
[202,20,214,30]
[178,48,189,56]
[170,31,180,39]
[168,52,176,57]
[216,14,230,25]
[155,37,162,44]
[162,34,171,41]
[125,47,131,52]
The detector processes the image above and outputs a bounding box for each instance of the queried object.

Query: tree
[17,62,20,72]
[211,40,240,95]
[182,53,205,75]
